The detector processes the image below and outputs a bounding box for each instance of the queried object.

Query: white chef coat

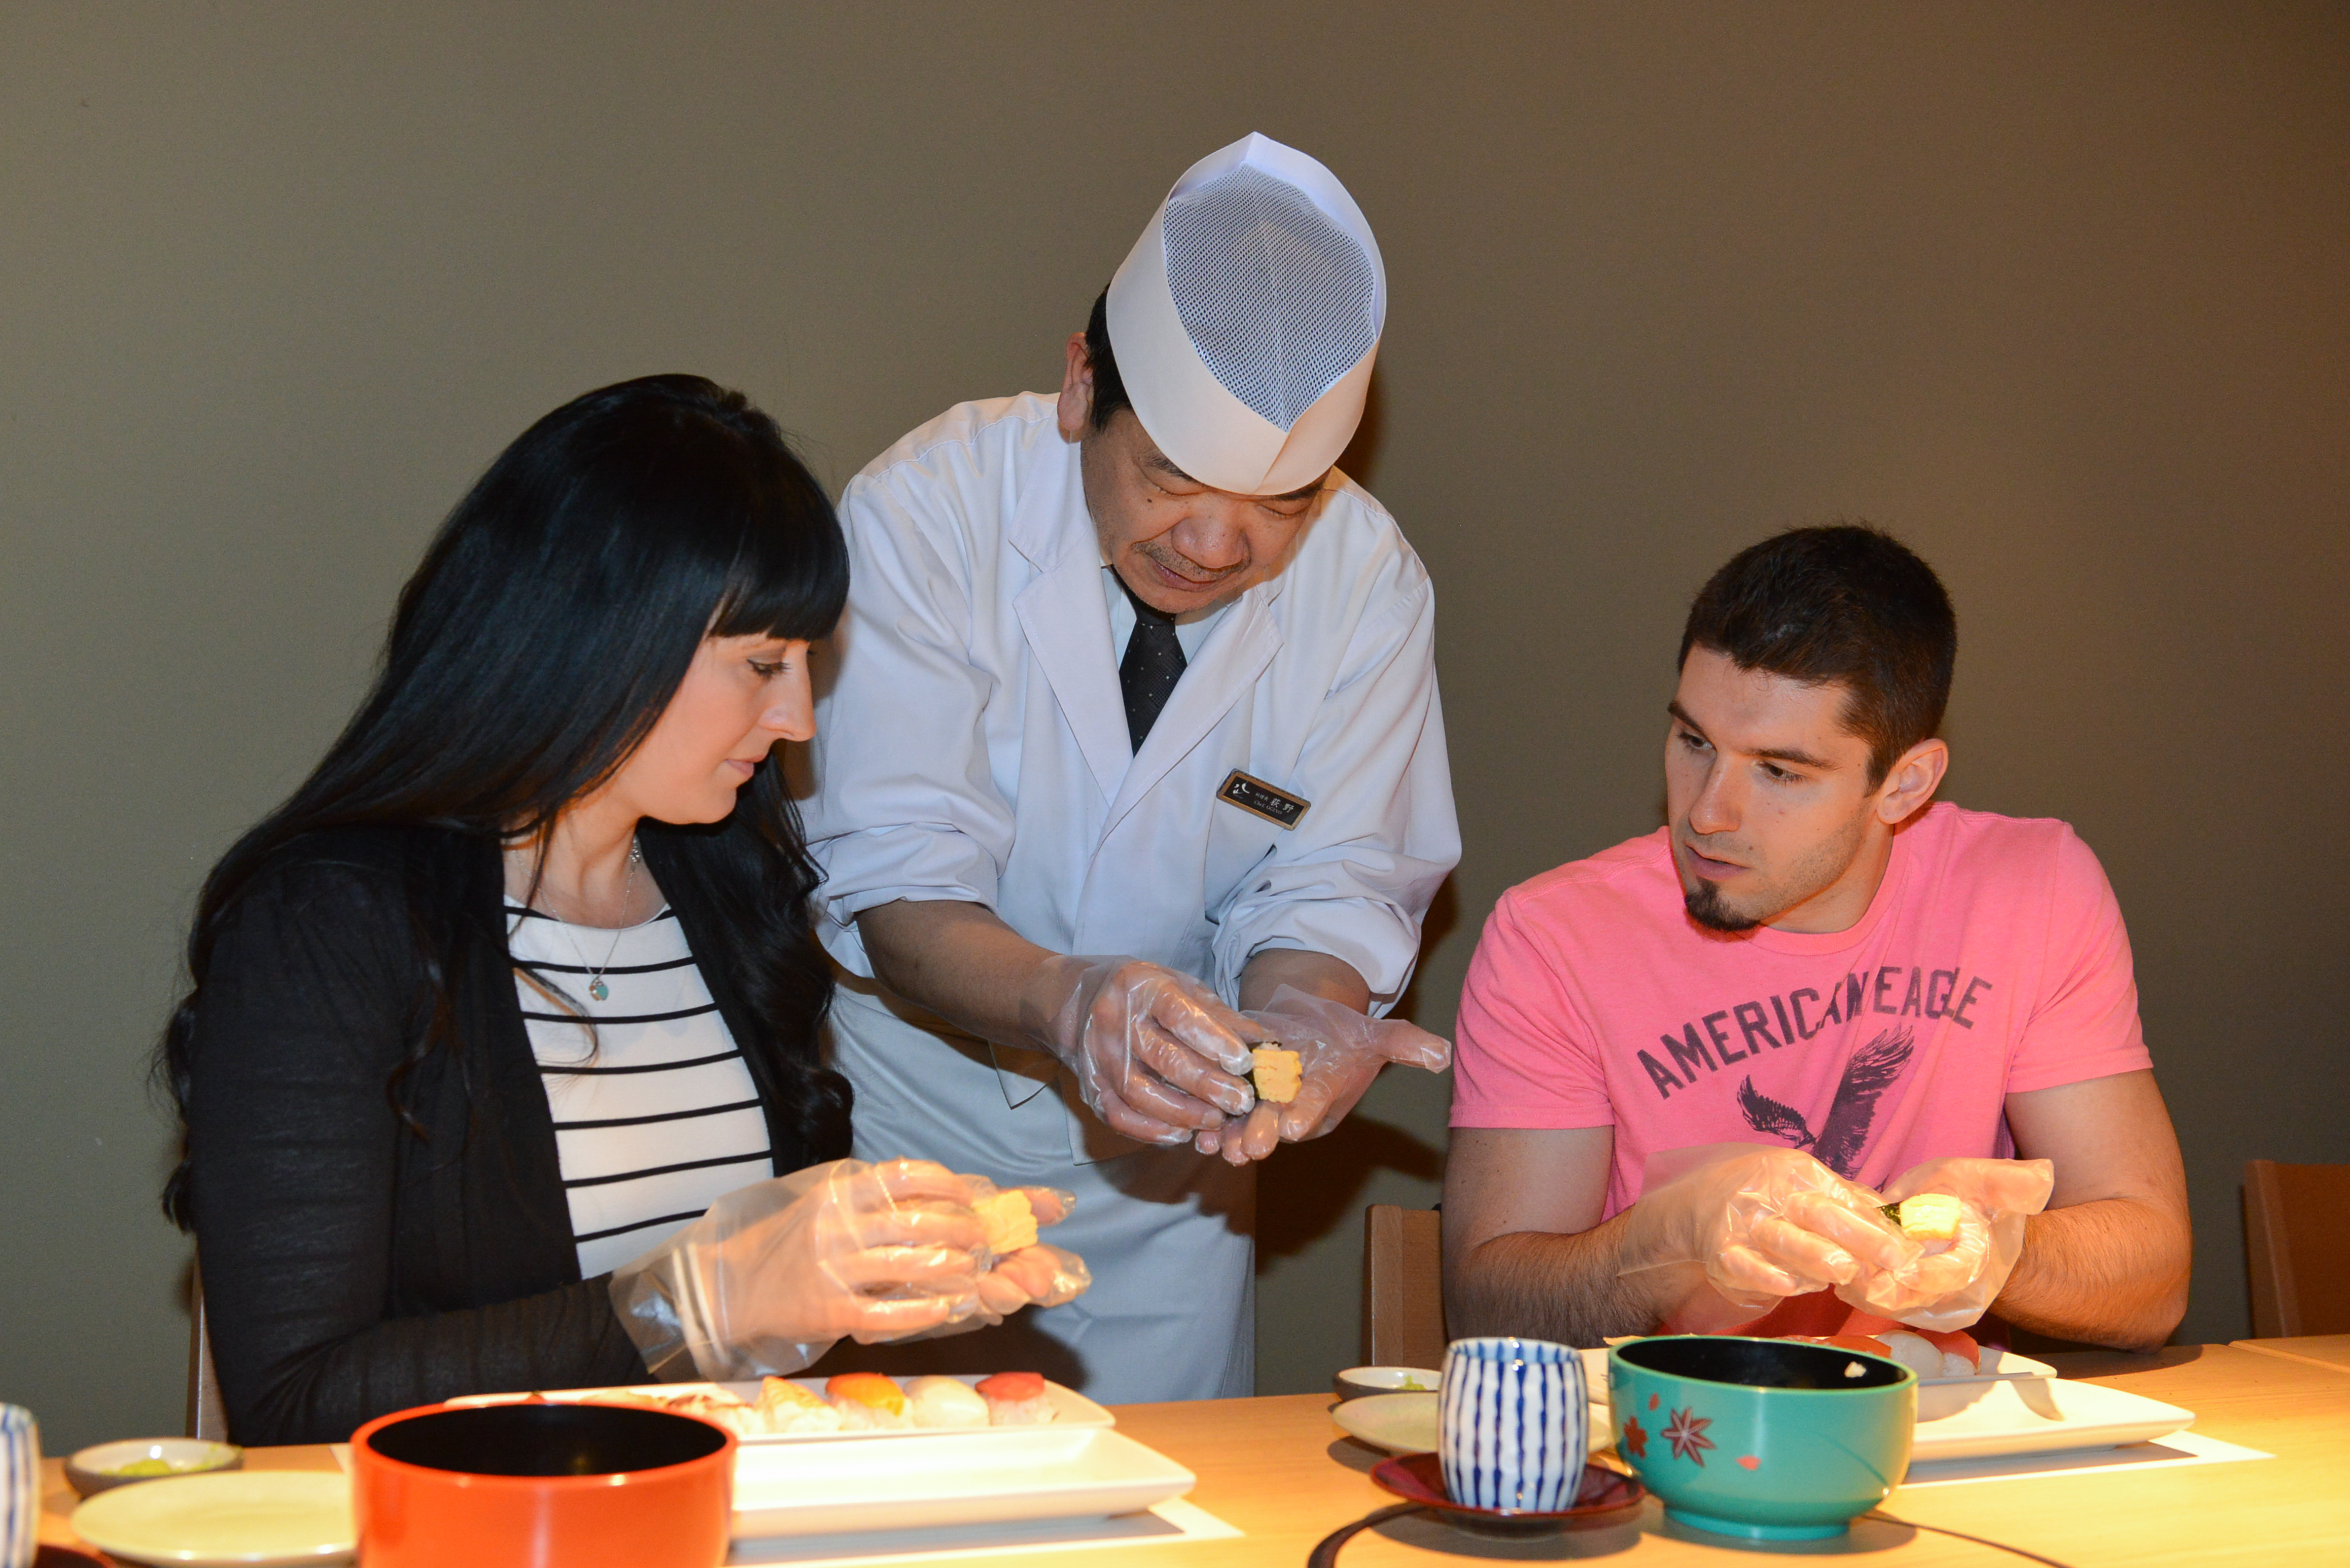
[803,392,1458,1401]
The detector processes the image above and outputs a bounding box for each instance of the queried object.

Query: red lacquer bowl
[351,1401,733,1568]
[1372,1452,1645,1539]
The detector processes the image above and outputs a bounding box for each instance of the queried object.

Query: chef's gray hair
[1080,287,1132,435]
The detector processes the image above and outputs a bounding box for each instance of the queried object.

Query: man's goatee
[1683,882,1761,932]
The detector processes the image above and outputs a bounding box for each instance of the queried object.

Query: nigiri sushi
[1881,1193,1964,1248]
[759,1377,844,1435]
[975,1370,1055,1425]
[662,1389,764,1437]
[1250,1046,1301,1104]
[826,1372,911,1430]
[974,1189,1039,1254]
[906,1375,991,1428]
[1838,1311,1982,1377]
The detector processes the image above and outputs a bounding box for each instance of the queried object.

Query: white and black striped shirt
[506,903,772,1278]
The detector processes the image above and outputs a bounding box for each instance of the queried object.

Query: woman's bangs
[709,483,849,644]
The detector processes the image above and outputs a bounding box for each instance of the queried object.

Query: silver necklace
[558,837,641,1003]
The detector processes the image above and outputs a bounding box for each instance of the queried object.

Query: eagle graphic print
[1735,1027,1916,1177]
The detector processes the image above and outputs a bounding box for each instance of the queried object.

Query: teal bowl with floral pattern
[1607,1335,1915,1540]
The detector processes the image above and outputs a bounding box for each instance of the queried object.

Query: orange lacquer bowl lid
[351,1401,734,1568]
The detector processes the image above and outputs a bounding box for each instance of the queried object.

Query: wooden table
[2230,1333,2350,1373]
[38,1346,2350,1565]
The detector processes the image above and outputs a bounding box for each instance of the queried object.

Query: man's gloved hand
[1194,986,1451,1166]
[1618,1145,1922,1319]
[1020,955,1258,1145]
[1839,1156,2054,1330]
[608,1158,990,1382]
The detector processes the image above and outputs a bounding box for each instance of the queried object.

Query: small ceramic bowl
[352,1400,733,1568]
[1607,1335,1915,1541]
[65,1438,242,1497]
[1333,1365,1442,1401]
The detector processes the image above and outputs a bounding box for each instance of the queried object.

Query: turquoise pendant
[589,979,609,1002]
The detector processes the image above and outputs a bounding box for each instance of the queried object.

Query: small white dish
[1332,1365,1440,1401]
[1332,1391,1438,1455]
[66,1438,242,1497]
[1334,1392,1614,1459]
[71,1469,353,1567]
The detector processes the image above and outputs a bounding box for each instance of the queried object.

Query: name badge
[1217,769,1310,830]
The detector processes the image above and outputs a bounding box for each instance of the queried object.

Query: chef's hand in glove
[1021,955,1258,1146]
[1617,1145,1921,1325]
[1838,1156,2055,1330]
[608,1158,989,1382]
[1194,985,1452,1166]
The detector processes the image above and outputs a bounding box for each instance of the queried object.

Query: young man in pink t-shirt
[1443,527,2191,1351]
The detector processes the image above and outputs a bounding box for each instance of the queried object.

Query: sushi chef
[802,133,1459,1401]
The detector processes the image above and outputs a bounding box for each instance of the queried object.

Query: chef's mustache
[1136,542,1244,583]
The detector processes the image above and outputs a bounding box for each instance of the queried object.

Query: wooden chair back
[187,1261,227,1441]
[1363,1205,1447,1370]
[2245,1159,2350,1337]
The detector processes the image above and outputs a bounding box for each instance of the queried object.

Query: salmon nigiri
[1840,1310,1980,1377]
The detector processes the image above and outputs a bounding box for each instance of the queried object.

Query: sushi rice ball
[660,1389,765,1438]
[758,1377,845,1435]
[974,1371,1055,1426]
[906,1376,991,1428]
[826,1372,912,1430]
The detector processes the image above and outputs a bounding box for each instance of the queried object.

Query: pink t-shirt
[1450,803,2150,1221]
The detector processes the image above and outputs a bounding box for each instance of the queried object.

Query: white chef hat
[1104,132,1385,496]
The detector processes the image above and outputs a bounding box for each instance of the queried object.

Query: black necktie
[1119,582,1185,751]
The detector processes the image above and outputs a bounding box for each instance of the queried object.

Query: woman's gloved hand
[1617,1144,1922,1321]
[957,1179,1093,1320]
[1838,1156,2054,1329]
[1020,955,1259,1145]
[976,1242,1093,1318]
[858,1177,1096,1345]
[1194,986,1452,1166]
[608,1158,989,1382]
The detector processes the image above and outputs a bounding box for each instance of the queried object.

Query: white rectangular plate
[1910,1377,2194,1461]
[1581,1354,2187,1461]
[449,1375,1113,1443]
[730,1426,1195,1540]
[1583,1346,2057,1400]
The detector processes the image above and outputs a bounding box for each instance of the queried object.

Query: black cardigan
[183,824,819,1444]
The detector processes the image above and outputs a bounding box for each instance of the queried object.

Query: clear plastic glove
[1021,955,1258,1145]
[609,1158,989,1382]
[1194,985,1452,1165]
[957,1177,1093,1321]
[1838,1156,2054,1330]
[1617,1145,1922,1323]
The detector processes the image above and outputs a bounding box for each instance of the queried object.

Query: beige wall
[3,3,2343,1449]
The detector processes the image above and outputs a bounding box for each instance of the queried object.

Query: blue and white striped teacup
[1439,1336,1587,1512]
[1,1404,37,1568]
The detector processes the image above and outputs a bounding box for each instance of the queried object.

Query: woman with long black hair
[162,375,1082,1445]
